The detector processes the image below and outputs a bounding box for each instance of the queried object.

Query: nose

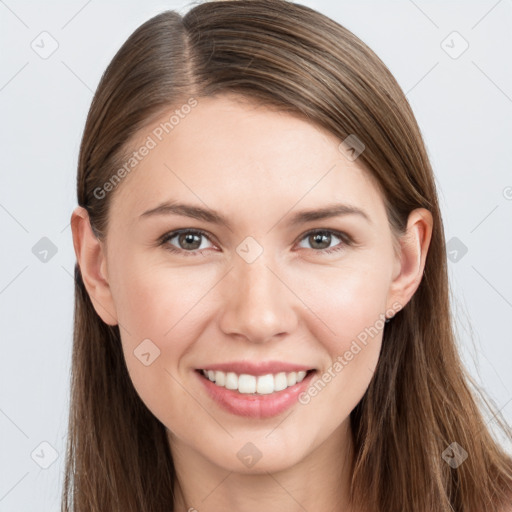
[218,251,299,344]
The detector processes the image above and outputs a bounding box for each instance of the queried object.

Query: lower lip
[196,370,316,419]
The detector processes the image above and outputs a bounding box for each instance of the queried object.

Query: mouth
[194,367,317,420]
[196,368,316,396]
[194,364,317,418]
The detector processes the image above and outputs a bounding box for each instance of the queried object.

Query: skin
[71,93,433,512]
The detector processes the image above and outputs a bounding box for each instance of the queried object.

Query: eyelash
[158,228,353,257]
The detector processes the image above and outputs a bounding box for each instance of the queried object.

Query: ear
[386,208,433,312]
[70,206,118,326]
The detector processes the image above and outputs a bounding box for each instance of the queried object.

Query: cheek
[111,253,213,344]
[298,256,391,352]
[109,257,220,419]
[292,260,390,411]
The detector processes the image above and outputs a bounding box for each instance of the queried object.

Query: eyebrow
[139,201,372,228]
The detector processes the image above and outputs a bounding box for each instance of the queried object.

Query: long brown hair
[63,1,512,510]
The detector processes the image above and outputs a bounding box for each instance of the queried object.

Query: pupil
[311,232,330,249]
[180,233,200,250]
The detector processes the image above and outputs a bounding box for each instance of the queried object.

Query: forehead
[109,94,386,226]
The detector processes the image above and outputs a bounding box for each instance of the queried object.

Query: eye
[296,229,352,255]
[158,228,352,257]
[159,229,216,256]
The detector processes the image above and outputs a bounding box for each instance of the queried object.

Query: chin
[199,434,312,475]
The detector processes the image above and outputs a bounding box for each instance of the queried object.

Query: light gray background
[1,0,511,510]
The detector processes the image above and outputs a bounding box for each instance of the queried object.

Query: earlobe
[70,206,118,326]
[387,208,433,311]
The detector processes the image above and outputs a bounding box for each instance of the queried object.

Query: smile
[200,369,312,395]
[195,363,317,418]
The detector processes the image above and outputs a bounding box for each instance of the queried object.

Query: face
[88,94,409,473]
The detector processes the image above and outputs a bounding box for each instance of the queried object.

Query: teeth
[238,374,256,393]
[256,374,273,394]
[274,372,288,391]
[201,369,310,395]
[214,370,225,386]
[287,372,297,387]
[225,372,238,390]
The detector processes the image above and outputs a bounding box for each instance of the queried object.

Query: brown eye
[177,232,202,250]
[308,232,332,250]
[160,229,215,256]
[297,229,352,255]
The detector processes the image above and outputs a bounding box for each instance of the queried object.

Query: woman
[66,0,512,510]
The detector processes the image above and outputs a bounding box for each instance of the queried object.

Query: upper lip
[197,361,315,376]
